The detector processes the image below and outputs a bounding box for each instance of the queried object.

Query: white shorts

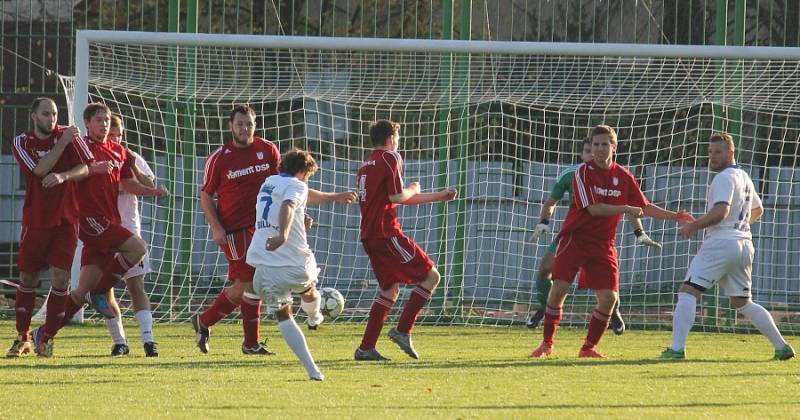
[252,260,319,307]
[684,237,754,297]
[120,222,150,281]
[122,254,151,281]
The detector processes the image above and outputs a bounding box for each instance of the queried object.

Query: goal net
[70,31,800,333]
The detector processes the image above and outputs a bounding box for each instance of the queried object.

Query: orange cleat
[578,346,607,358]
[529,342,554,358]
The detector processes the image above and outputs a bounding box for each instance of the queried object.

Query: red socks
[14,286,36,341]
[397,286,432,334]
[51,293,84,337]
[92,253,135,294]
[582,309,611,350]
[542,305,563,345]
[359,295,395,351]
[199,292,238,328]
[44,287,69,336]
[240,295,261,348]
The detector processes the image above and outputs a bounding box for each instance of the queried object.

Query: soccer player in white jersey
[98,115,159,357]
[246,149,356,381]
[661,132,795,361]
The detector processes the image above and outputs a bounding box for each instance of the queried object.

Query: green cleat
[659,348,685,360]
[773,344,795,361]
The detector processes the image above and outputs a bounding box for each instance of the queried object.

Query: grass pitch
[0,320,796,419]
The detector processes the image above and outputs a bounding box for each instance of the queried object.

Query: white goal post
[71,30,800,333]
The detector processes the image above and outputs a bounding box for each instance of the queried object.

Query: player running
[354,119,458,361]
[527,137,662,333]
[660,132,795,361]
[530,124,693,359]
[7,98,92,357]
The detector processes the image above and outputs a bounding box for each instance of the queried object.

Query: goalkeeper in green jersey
[527,137,662,333]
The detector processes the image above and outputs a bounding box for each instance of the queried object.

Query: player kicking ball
[245,149,357,381]
[661,133,795,361]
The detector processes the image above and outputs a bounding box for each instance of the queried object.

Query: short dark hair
[31,97,55,113]
[590,124,618,145]
[83,102,111,122]
[369,119,400,147]
[229,104,256,122]
[110,114,123,129]
[709,132,735,150]
[279,148,318,176]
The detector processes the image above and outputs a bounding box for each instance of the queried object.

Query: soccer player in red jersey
[530,125,694,359]
[354,120,458,361]
[31,102,168,357]
[191,105,355,355]
[6,98,91,357]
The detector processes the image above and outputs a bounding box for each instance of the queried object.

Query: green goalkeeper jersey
[549,163,581,202]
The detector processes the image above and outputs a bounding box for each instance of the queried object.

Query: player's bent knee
[50,269,70,289]
[679,282,704,296]
[19,271,40,288]
[276,304,292,321]
[729,296,751,308]
[380,283,401,301]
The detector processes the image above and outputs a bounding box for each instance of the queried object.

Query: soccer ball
[319,287,345,319]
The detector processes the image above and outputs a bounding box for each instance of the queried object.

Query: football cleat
[610,307,626,335]
[659,348,686,360]
[32,327,53,358]
[578,346,607,358]
[307,312,324,331]
[242,341,275,355]
[773,344,796,361]
[526,309,545,329]
[144,342,159,357]
[388,328,419,359]
[6,335,32,358]
[89,293,117,319]
[110,343,130,357]
[309,371,325,381]
[354,347,391,361]
[529,342,554,358]
[190,314,210,354]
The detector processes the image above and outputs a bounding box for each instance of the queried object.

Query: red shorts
[79,217,135,267]
[221,227,256,282]
[551,233,619,291]
[362,235,435,291]
[18,223,78,272]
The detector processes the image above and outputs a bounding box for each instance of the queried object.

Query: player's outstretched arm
[307,189,357,205]
[266,200,295,251]
[642,203,694,224]
[120,177,168,198]
[679,202,729,239]
[587,203,642,218]
[41,163,89,188]
[627,214,662,249]
[395,187,458,206]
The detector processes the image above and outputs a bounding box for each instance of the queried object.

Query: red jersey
[357,149,405,240]
[201,137,280,232]
[12,126,94,228]
[559,160,649,244]
[77,136,133,223]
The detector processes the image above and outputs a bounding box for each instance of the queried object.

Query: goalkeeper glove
[530,219,550,241]
[634,229,662,250]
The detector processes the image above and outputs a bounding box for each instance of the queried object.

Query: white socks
[278,318,323,381]
[738,302,787,350]
[135,310,154,343]
[670,292,697,351]
[300,294,323,327]
[105,316,127,345]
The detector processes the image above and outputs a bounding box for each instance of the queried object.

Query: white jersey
[117,153,156,234]
[704,165,762,241]
[247,174,314,267]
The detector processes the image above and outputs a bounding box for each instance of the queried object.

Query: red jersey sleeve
[625,171,650,208]
[12,134,36,176]
[268,142,280,176]
[201,147,224,194]
[70,136,94,165]
[572,164,597,209]
[381,151,404,196]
